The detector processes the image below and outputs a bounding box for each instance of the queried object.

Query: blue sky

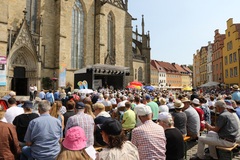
[128,0,240,65]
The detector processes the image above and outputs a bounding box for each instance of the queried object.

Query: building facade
[0,0,150,95]
[199,46,208,85]
[207,41,213,82]
[151,60,166,89]
[193,50,200,88]
[223,18,240,86]
[212,29,225,83]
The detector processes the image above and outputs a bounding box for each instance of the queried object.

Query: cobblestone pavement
[186,141,240,160]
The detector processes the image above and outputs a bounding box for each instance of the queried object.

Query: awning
[74,64,130,75]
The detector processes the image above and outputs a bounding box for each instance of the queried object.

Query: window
[230,68,233,77]
[234,67,238,76]
[71,0,84,69]
[106,12,115,65]
[135,69,137,80]
[233,52,237,62]
[216,64,218,71]
[26,0,38,33]
[225,69,228,78]
[138,67,143,81]
[220,62,222,70]
[227,41,232,51]
[228,31,230,37]
[225,56,228,65]
[229,54,233,63]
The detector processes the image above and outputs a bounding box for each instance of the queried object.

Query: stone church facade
[0,0,150,95]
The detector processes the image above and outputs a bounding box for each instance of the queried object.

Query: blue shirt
[54,91,60,100]
[45,92,55,104]
[235,107,240,119]
[232,91,240,101]
[24,113,62,160]
[38,91,45,100]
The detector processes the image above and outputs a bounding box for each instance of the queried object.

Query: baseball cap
[62,126,87,150]
[136,105,152,116]
[76,102,85,109]
[100,119,122,136]
[22,101,33,109]
[225,100,236,111]
[145,94,151,100]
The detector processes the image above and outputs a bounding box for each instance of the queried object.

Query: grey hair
[38,100,51,112]
[162,113,174,127]
[215,100,226,109]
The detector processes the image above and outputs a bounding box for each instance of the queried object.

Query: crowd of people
[0,83,240,160]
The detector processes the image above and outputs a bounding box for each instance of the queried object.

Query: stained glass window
[71,0,84,69]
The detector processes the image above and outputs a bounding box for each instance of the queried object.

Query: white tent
[200,81,219,87]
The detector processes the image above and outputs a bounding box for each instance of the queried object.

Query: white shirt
[5,106,24,123]
[134,103,145,127]
[159,104,169,113]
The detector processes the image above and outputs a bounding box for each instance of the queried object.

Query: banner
[93,79,102,89]
[59,63,66,87]
[0,56,7,86]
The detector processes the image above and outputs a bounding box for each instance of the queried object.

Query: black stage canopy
[74,64,130,90]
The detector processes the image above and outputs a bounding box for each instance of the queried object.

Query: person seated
[0,105,21,159]
[182,97,200,140]
[57,126,92,160]
[190,100,239,160]
[191,98,205,131]
[97,119,139,160]
[158,112,184,160]
[122,101,136,130]
[171,100,187,136]
[13,101,39,147]
[21,100,62,160]
[93,103,111,146]
[5,98,24,124]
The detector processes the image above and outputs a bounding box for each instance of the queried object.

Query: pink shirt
[131,120,166,160]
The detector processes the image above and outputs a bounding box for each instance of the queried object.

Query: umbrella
[182,86,192,91]
[78,89,93,94]
[130,81,143,86]
[126,85,136,89]
[144,86,155,91]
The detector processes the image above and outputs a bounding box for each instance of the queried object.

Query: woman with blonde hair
[57,126,92,160]
[84,103,95,119]
[50,100,64,130]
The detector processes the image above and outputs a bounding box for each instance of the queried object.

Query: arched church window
[138,67,143,81]
[71,0,84,69]
[26,0,38,33]
[107,12,115,65]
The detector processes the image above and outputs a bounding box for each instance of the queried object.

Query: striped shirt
[131,120,166,160]
[65,112,94,147]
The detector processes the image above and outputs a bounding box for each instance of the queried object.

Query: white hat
[9,91,16,96]
[174,100,184,109]
[136,105,152,116]
[192,98,200,105]
[158,112,172,122]
[233,85,239,90]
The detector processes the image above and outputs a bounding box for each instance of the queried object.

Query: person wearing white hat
[158,112,184,160]
[131,105,166,160]
[231,84,240,101]
[191,98,205,131]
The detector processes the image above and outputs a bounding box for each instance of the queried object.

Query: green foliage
[42,77,52,90]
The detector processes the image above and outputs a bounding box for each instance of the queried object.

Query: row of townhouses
[193,18,240,88]
[150,60,192,90]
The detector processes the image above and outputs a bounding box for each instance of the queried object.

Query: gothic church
[0,0,150,95]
